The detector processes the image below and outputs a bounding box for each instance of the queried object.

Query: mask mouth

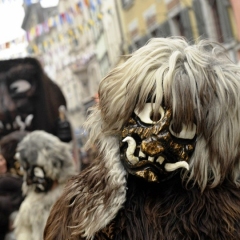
[125,155,189,172]
[121,156,183,183]
[120,140,190,183]
[122,136,189,168]
[121,136,192,182]
[25,165,54,193]
[0,114,34,136]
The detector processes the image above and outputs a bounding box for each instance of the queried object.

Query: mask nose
[26,175,33,185]
[26,168,34,185]
[141,137,164,156]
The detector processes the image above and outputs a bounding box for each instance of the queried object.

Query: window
[172,14,185,36]
[208,0,223,42]
[121,0,134,10]
[169,8,193,40]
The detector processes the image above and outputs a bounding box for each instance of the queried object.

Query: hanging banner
[0,0,106,53]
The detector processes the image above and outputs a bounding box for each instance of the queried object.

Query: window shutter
[216,0,233,42]
[161,21,171,37]
[193,0,208,38]
[180,8,193,40]
[153,21,171,38]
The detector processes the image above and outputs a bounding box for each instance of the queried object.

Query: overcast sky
[0,0,25,44]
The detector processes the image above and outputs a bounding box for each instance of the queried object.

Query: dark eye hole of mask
[170,122,182,134]
[150,111,162,122]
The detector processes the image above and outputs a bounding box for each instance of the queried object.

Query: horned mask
[15,130,76,194]
[45,37,240,239]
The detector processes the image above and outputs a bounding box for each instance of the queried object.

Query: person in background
[0,154,7,174]
[14,131,76,240]
[0,131,27,240]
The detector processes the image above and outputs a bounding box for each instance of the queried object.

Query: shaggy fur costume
[0,57,73,143]
[44,37,240,240]
[14,131,76,240]
[0,131,27,239]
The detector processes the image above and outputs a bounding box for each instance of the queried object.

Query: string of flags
[0,0,104,51]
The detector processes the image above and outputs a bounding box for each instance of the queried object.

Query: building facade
[117,0,240,63]
[19,0,240,131]
[21,0,124,130]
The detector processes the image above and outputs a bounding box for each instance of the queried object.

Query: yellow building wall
[228,7,238,40]
[188,9,199,39]
[117,0,200,47]
[117,0,168,44]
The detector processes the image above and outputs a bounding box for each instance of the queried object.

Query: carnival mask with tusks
[120,103,197,182]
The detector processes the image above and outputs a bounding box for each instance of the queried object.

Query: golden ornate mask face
[120,103,196,182]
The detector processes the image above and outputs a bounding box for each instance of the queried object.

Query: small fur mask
[15,130,76,194]
[44,37,240,240]
[14,130,76,240]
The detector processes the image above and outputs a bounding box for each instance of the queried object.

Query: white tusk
[25,114,34,126]
[34,167,45,178]
[122,136,139,164]
[148,156,154,162]
[14,152,21,161]
[37,184,45,191]
[156,156,165,164]
[15,116,25,131]
[164,161,189,172]
[139,150,146,158]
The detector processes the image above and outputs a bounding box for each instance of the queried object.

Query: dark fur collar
[96,174,240,240]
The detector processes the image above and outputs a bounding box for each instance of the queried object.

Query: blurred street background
[0,0,240,141]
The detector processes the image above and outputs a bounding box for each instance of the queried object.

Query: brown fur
[108,174,240,240]
[45,168,240,240]
[44,157,125,240]
[45,165,240,240]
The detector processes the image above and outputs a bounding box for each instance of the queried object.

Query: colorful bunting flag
[78,25,84,32]
[66,12,73,24]
[84,0,89,7]
[76,2,82,13]
[90,0,96,11]
[43,21,50,33]
[24,0,32,6]
[88,19,94,26]
[97,12,103,20]
[68,29,74,36]
[0,0,108,54]
[69,7,76,16]
[60,13,66,23]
